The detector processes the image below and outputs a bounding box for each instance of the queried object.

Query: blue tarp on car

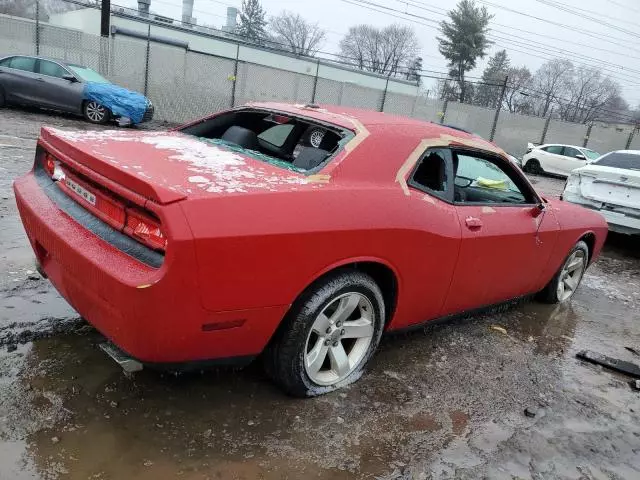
[83,82,148,124]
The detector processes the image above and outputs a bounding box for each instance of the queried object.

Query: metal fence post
[540,115,552,144]
[311,59,320,103]
[489,76,508,142]
[35,0,40,55]
[143,25,150,96]
[230,44,239,107]
[379,75,390,112]
[439,99,448,124]
[626,127,637,149]
[583,124,593,148]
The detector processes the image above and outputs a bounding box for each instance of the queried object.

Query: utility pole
[100,0,111,37]
[489,76,508,142]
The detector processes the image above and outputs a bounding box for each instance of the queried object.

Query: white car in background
[562,150,640,235]
[522,143,601,177]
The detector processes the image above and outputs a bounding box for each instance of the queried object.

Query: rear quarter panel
[180,182,462,331]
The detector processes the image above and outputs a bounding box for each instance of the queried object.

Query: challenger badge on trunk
[65,177,96,205]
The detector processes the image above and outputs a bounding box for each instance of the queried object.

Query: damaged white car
[562,150,640,235]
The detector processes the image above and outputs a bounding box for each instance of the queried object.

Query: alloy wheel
[557,249,587,301]
[86,101,106,122]
[304,292,375,386]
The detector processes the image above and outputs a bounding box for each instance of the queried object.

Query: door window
[38,60,69,78]
[9,56,36,72]
[454,153,529,204]
[543,145,564,155]
[563,147,582,158]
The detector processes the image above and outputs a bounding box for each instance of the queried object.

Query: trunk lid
[575,165,640,209]
[40,127,307,205]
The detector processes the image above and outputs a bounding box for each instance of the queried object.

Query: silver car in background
[0,55,153,124]
[562,150,640,235]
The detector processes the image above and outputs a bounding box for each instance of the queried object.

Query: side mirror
[575,153,586,160]
[530,203,545,218]
[62,74,77,82]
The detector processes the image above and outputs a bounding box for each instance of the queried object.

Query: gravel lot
[1,107,639,480]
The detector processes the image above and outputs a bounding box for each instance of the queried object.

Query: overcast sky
[116,0,640,105]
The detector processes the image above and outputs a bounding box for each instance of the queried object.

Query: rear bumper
[563,192,640,235]
[13,171,287,364]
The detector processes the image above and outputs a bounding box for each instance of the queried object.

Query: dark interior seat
[292,147,329,170]
[414,153,446,191]
[221,126,259,150]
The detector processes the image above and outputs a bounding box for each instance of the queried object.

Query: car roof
[1,54,86,69]
[542,144,585,149]
[247,102,489,141]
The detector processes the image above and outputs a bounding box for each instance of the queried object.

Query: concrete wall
[48,8,419,96]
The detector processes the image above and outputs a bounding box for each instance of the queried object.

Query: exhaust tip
[99,342,143,373]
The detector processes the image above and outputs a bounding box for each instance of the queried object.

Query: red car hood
[40,128,308,204]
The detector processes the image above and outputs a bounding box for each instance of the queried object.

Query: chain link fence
[0,14,637,156]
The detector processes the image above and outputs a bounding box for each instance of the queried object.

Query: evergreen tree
[437,0,493,103]
[475,50,509,107]
[236,0,268,44]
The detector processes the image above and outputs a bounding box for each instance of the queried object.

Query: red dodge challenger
[14,103,607,396]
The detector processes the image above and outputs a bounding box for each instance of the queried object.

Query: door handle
[465,216,483,230]
[36,77,45,81]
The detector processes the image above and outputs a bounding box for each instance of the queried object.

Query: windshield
[68,65,110,84]
[582,149,601,161]
[594,152,640,170]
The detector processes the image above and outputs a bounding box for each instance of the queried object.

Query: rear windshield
[179,109,352,173]
[594,152,640,170]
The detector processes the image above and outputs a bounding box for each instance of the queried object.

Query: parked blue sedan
[0,55,153,125]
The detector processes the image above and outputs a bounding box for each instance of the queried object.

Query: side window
[543,145,564,155]
[563,147,581,158]
[39,60,68,78]
[454,153,529,205]
[9,56,36,72]
[258,124,294,147]
[409,149,450,200]
[0,57,13,67]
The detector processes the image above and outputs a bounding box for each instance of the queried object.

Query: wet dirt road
[1,108,639,479]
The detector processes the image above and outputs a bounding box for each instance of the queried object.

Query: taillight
[124,209,167,251]
[44,153,56,176]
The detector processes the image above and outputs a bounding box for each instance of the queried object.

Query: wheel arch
[579,231,596,264]
[283,257,400,331]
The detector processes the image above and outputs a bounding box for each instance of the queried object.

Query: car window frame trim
[409,146,541,208]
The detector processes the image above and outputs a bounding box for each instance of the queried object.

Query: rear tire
[264,270,385,397]
[538,241,589,304]
[83,100,110,124]
[524,158,543,174]
[0,88,6,108]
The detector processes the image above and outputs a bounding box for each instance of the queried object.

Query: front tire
[0,87,6,108]
[265,270,385,397]
[538,241,589,303]
[83,100,110,124]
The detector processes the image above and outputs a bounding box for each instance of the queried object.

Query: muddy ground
[1,107,639,480]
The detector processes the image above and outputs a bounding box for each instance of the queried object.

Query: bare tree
[530,59,573,117]
[269,11,325,56]
[503,66,532,114]
[561,67,621,123]
[339,24,419,77]
[0,0,37,18]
